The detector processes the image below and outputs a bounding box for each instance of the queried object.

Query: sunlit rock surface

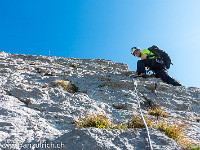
[0,51,199,150]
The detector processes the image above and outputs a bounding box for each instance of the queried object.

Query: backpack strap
[147,51,153,59]
[148,51,151,59]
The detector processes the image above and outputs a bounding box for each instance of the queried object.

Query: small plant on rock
[127,114,152,128]
[75,112,126,129]
[177,138,200,150]
[29,62,36,65]
[18,68,26,70]
[70,64,82,68]
[147,105,168,119]
[187,146,200,150]
[55,79,79,93]
[154,120,188,140]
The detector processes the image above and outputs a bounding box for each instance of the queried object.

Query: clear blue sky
[0,0,200,88]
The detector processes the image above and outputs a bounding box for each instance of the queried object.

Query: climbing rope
[133,79,153,150]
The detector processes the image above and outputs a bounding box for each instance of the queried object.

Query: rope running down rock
[133,79,153,150]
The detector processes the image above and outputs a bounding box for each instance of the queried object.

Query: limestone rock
[0,51,199,150]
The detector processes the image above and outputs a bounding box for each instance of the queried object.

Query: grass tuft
[127,114,152,128]
[18,68,26,70]
[70,64,82,68]
[154,120,188,140]
[55,79,79,93]
[75,112,126,129]
[75,111,199,149]
[177,138,200,150]
[147,105,168,119]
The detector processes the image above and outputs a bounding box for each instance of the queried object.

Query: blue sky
[0,0,200,88]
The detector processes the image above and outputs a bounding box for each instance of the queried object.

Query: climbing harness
[155,58,164,64]
[133,79,153,150]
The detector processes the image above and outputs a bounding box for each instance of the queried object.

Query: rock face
[0,51,199,150]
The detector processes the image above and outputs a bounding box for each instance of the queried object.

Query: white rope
[133,79,153,150]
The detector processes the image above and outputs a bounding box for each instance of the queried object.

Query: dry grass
[75,111,199,149]
[154,120,188,140]
[29,62,36,65]
[147,105,168,119]
[127,114,152,128]
[75,112,127,129]
[177,138,200,150]
[152,120,200,149]
[18,68,26,70]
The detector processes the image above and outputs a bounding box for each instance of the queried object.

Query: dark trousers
[137,58,181,86]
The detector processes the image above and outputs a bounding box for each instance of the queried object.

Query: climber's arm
[141,53,148,60]
[141,53,148,70]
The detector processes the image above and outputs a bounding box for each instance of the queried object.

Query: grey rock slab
[0,51,199,149]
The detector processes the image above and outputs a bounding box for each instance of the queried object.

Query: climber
[131,46,182,86]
